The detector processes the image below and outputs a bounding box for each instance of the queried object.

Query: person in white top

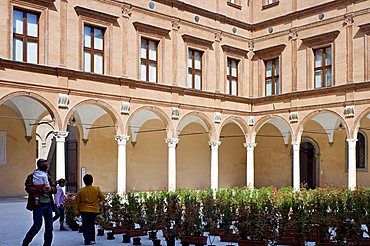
[32,164,50,205]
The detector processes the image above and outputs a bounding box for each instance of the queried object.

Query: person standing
[22,159,57,246]
[74,174,104,245]
[53,178,69,231]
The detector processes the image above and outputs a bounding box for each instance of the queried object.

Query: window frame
[83,24,105,74]
[264,57,280,96]
[188,48,203,90]
[314,46,332,88]
[140,37,158,83]
[262,0,279,9]
[12,8,40,64]
[226,57,239,96]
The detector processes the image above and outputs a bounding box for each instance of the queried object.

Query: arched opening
[300,141,318,189]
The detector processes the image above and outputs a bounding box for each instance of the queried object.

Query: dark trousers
[52,205,65,223]
[22,202,53,246]
[80,212,98,244]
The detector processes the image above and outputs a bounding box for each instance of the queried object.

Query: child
[32,164,50,205]
[53,178,68,230]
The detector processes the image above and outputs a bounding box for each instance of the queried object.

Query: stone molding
[74,6,119,24]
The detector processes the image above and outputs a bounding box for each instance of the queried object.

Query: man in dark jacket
[22,159,57,246]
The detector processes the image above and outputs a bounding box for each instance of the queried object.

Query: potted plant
[199,189,219,245]
[217,188,240,243]
[64,193,79,231]
[178,190,207,246]
[142,191,166,240]
[163,191,182,246]
[236,188,272,246]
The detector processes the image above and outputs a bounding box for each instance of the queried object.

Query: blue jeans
[22,202,53,246]
[53,204,65,223]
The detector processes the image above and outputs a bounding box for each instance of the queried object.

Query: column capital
[346,138,357,148]
[53,131,68,142]
[209,140,221,149]
[289,28,298,41]
[165,138,179,147]
[292,141,300,151]
[343,13,354,27]
[244,142,257,149]
[171,18,181,31]
[115,135,130,145]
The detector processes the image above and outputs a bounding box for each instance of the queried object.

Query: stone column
[166,138,179,191]
[244,142,256,188]
[209,140,221,191]
[347,138,357,190]
[292,141,300,190]
[115,135,130,194]
[53,131,68,181]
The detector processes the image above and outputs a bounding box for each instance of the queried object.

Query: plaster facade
[0,0,370,196]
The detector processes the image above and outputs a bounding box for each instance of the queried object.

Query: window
[13,9,39,64]
[265,58,279,96]
[188,49,203,90]
[84,25,104,74]
[140,38,158,82]
[228,0,236,3]
[314,47,332,88]
[267,0,278,4]
[356,132,366,170]
[226,58,238,96]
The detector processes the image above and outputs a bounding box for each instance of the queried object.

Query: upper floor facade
[0,0,369,112]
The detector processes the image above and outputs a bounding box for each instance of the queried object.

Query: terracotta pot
[219,233,241,242]
[128,229,147,237]
[112,225,128,234]
[209,228,225,236]
[237,239,268,246]
[180,235,207,246]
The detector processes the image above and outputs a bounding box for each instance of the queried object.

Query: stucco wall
[0,106,35,197]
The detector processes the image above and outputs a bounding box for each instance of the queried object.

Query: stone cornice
[133,22,171,37]
[182,34,214,49]
[74,6,119,24]
[301,30,340,47]
[221,44,248,58]
[151,0,355,32]
[253,44,286,59]
[2,58,370,112]
[359,23,370,34]
[11,0,55,8]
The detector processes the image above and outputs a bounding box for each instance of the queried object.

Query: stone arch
[297,109,348,143]
[66,99,123,140]
[126,105,173,143]
[176,111,216,141]
[353,108,370,139]
[218,116,249,142]
[252,114,293,144]
[0,91,62,135]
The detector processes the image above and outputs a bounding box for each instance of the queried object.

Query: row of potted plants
[65,187,370,246]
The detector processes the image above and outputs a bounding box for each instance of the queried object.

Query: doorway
[300,141,318,189]
[65,125,78,193]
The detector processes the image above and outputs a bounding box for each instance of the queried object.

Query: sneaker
[91,242,96,245]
